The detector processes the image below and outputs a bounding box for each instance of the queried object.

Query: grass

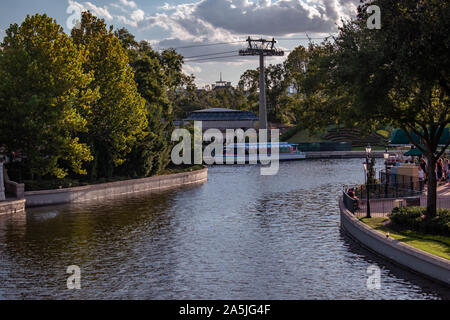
[286,129,324,143]
[360,217,450,260]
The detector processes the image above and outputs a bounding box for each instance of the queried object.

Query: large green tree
[309,0,449,217]
[285,42,353,129]
[71,12,148,179]
[0,14,96,179]
[238,64,290,124]
[115,29,177,176]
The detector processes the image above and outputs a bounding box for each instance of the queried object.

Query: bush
[23,178,84,191]
[280,125,301,141]
[389,207,450,236]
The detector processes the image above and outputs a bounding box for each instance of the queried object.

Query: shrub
[389,207,450,236]
[280,125,301,141]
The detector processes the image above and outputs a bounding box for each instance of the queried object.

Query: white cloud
[119,0,137,9]
[130,9,145,23]
[159,3,178,11]
[68,0,148,28]
[68,0,113,20]
[183,64,202,75]
[144,0,359,39]
[116,9,145,27]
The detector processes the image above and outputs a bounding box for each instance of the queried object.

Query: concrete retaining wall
[339,199,450,287]
[3,169,25,199]
[25,168,208,208]
[0,199,26,216]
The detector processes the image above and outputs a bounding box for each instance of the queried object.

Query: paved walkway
[437,184,450,197]
[354,184,450,218]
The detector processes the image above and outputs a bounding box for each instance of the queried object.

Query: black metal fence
[343,186,450,218]
[352,183,422,200]
[379,170,424,192]
[343,182,423,218]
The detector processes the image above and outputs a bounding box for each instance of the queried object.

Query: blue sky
[0,0,359,86]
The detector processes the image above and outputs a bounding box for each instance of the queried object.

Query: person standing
[418,166,425,192]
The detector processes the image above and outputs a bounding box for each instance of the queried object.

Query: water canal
[0,159,448,299]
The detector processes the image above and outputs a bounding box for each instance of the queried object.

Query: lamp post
[365,144,372,218]
[384,148,390,198]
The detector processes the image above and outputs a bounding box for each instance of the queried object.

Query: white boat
[204,142,306,164]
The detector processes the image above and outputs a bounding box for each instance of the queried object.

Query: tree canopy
[71,12,148,179]
[287,0,450,217]
[0,14,96,179]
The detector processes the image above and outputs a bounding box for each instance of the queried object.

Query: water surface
[0,159,448,299]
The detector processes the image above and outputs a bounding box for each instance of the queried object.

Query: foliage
[340,0,449,217]
[0,12,202,186]
[390,207,450,236]
[238,64,291,124]
[0,14,96,179]
[71,12,148,179]
[361,217,450,260]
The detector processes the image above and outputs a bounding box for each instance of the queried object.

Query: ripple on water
[0,159,448,299]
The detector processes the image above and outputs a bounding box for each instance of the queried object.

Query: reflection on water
[0,159,448,299]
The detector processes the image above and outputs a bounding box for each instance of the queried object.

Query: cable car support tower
[239,37,284,129]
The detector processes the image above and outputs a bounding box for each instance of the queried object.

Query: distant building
[212,73,232,91]
[184,108,258,132]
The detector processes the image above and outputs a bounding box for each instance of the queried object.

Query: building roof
[185,108,258,121]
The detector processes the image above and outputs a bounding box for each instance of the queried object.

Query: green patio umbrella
[404,148,422,157]
[390,128,450,146]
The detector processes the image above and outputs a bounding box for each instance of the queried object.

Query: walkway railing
[348,183,422,200]
[343,185,450,218]
[379,170,424,192]
[343,183,423,218]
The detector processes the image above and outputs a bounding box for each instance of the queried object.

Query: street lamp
[365,144,372,218]
[363,162,368,184]
[384,148,390,198]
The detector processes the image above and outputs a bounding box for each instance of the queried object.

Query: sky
[0,0,360,87]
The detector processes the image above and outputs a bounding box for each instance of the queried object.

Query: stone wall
[340,199,450,287]
[3,169,25,199]
[25,168,208,208]
[0,199,26,216]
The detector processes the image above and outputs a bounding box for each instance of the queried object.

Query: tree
[71,12,148,179]
[331,0,449,217]
[0,14,96,179]
[284,42,348,129]
[238,65,289,123]
[115,29,176,176]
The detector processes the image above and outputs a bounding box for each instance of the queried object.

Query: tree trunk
[426,154,437,218]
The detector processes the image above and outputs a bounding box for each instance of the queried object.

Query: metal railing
[348,183,422,200]
[343,187,449,218]
[343,183,423,218]
[379,171,424,193]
